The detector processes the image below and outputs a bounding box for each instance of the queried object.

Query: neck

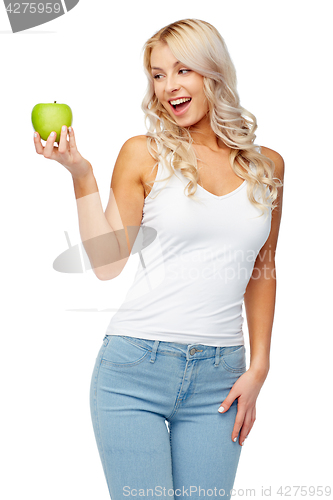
[187,114,228,152]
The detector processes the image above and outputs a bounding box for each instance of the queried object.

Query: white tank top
[105,145,271,347]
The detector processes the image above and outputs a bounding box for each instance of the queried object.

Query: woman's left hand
[218,368,268,446]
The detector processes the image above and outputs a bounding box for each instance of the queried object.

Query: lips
[168,97,192,116]
[168,96,191,105]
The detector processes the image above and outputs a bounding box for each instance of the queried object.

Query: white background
[1,0,332,498]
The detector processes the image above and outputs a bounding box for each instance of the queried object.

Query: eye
[153,69,191,79]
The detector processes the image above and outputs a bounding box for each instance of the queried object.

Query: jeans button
[190,348,196,355]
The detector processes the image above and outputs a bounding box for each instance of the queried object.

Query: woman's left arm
[218,147,285,446]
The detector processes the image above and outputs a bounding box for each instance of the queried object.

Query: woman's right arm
[33,126,147,280]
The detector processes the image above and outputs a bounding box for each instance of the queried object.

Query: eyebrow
[151,61,181,71]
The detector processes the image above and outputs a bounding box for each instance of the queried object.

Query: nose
[165,74,181,94]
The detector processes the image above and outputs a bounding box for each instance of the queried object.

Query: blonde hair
[141,18,283,217]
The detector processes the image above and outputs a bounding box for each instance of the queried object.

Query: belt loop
[150,340,160,363]
[214,346,220,367]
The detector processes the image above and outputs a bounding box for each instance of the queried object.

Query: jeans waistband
[116,335,245,367]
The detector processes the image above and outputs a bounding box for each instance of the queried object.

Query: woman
[34,18,284,499]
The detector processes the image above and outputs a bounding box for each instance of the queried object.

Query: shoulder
[260,146,285,180]
[117,135,158,188]
[119,135,156,163]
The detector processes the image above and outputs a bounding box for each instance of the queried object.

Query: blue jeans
[89,334,247,499]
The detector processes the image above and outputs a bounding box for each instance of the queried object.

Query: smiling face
[150,42,209,128]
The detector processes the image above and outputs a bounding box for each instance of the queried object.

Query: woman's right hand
[33,125,92,180]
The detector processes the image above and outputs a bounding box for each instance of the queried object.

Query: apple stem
[54,101,56,103]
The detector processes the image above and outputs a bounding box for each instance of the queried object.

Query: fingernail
[218,406,224,413]
[34,132,37,138]
[241,441,245,446]
[233,437,237,443]
[68,127,72,132]
[50,132,55,136]
[62,125,66,131]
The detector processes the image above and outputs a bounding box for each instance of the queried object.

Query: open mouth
[169,97,192,115]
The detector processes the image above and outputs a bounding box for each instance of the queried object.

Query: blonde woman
[34,19,284,499]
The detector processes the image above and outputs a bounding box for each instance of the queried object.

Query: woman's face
[150,42,209,128]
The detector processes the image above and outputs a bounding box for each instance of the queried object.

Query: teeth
[170,97,191,106]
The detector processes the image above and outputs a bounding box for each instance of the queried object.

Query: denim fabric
[89,334,247,499]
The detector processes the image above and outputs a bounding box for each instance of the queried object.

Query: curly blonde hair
[141,18,283,218]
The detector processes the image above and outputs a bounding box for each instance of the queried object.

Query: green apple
[31,101,73,143]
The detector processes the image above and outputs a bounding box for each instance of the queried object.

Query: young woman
[34,18,284,500]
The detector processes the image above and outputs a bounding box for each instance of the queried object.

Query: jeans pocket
[221,345,246,373]
[101,335,150,368]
